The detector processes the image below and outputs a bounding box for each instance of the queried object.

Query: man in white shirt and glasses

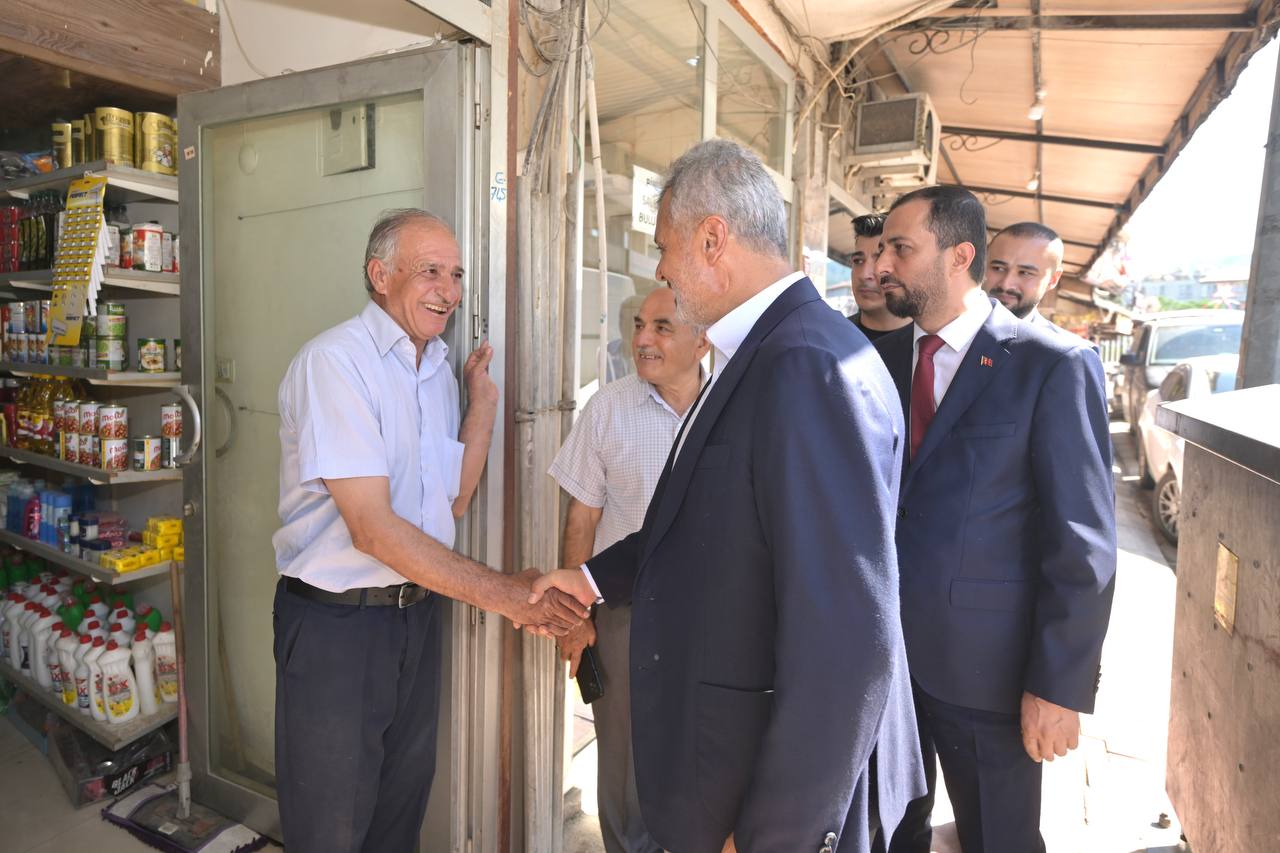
[527,140,924,853]
[272,208,588,852]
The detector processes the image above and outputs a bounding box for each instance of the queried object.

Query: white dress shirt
[582,271,806,600]
[273,300,464,592]
[912,296,994,408]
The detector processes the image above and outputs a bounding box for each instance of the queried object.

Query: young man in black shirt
[848,213,911,341]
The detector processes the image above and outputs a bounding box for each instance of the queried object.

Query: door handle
[174,384,203,465]
[214,386,237,459]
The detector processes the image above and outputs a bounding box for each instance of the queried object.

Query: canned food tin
[119,231,133,269]
[31,334,47,365]
[23,302,36,334]
[101,437,129,472]
[133,436,162,471]
[130,223,165,272]
[70,346,86,368]
[94,108,135,167]
[78,434,100,468]
[98,405,128,439]
[134,113,177,176]
[138,338,165,373]
[161,435,183,469]
[70,120,85,165]
[53,398,69,434]
[55,345,73,367]
[9,301,25,334]
[95,338,126,371]
[96,303,127,339]
[160,403,183,438]
[83,113,96,162]
[174,339,181,370]
[52,123,73,169]
[39,301,49,335]
[63,431,80,464]
[15,333,29,364]
[78,401,101,435]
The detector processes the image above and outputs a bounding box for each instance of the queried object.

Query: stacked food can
[53,108,177,175]
[160,403,183,468]
[95,302,127,371]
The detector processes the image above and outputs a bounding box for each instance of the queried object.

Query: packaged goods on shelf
[47,718,173,806]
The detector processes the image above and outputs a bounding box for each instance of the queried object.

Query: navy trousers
[273,578,443,852]
[879,683,1045,853]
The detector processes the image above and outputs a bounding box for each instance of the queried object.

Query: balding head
[632,288,708,389]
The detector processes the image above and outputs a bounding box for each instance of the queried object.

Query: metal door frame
[176,44,502,842]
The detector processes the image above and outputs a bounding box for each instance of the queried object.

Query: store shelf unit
[0,268,180,300]
[0,161,179,204]
[0,658,177,751]
[0,445,181,485]
[0,529,171,585]
[0,363,180,387]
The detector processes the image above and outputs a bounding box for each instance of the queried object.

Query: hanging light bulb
[1027,88,1048,121]
[1026,174,1041,192]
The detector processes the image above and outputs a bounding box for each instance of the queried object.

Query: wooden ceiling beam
[0,0,220,98]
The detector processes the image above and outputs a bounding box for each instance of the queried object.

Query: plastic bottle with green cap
[137,606,162,635]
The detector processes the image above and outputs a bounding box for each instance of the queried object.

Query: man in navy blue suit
[529,138,925,853]
[871,186,1117,853]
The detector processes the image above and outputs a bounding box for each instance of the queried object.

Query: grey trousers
[273,578,443,853]
[593,604,663,853]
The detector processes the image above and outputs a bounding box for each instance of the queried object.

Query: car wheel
[1152,470,1180,545]
[1136,435,1154,488]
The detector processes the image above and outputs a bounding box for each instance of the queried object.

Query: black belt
[285,577,429,608]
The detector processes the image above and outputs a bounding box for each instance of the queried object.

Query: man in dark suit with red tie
[870,186,1117,853]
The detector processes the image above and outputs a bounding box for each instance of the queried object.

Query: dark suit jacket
[873,300,1116,715]
[588,278,925,853]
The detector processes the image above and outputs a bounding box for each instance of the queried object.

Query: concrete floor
[0,426,1188,853]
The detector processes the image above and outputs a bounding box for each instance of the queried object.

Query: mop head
[103,783,270,853]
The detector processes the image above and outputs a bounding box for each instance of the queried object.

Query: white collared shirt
[549,372,695,556]
[912,295,994,408]
[672,271,806,461]
[273,300,464,592]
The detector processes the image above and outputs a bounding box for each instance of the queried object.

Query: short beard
[884,255,948,319]
[989,288,1035,319]
[673,288,714,327]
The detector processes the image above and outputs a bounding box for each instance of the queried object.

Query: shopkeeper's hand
[464,341,499,410]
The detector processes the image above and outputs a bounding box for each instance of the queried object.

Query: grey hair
[662,139,788,258]
[363,208,452,293]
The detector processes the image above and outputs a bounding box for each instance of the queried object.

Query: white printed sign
[631,165,663,236]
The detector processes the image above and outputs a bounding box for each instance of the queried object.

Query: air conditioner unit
[861,163,933,192]
[845,93,940,185]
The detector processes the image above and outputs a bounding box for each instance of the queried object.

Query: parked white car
[1136,354,1238,543]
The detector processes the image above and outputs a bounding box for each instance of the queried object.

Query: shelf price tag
[48,174,109,346]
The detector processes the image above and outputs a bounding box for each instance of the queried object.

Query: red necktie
[910,334,945,460]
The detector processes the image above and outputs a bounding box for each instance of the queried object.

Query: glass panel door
[177,46,479,837]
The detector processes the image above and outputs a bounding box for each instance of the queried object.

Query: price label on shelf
[48,174,110,346]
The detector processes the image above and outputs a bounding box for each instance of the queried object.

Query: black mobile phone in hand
[576,646,605,704]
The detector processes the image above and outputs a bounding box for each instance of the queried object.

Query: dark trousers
[879,682,1045,853]
[274,578,443,853]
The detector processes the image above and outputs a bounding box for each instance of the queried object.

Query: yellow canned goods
[94,107,135,167]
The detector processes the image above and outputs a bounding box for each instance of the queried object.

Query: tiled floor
[0,715,282,853]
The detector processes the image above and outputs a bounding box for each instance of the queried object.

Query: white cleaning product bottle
[83,619,106,641]
[108,622,131,649]
[113,608,136,637]
[14,601,37,671]
[56,629,79,706]
[73,634,93,714]
[45,621,66,693]
[130,629,159,716]
[153,621,178,704]
[29,607,57,688]
[85,637,108,722]
[86,594,109,623]
[0,593,25,661]
[100,640,140,724]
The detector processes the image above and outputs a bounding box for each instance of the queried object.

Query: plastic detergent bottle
[0,592,23,659]
[86,594,109,622]
[82,619,106,641]
[72,634,93,714]
[37,584,59,610]
[113,607,136,637]
[45,621,66,692]
[30,607,57,689]
[108,622,132,649]
[137,606,162,637]
[153,622,178,704]
[55,628,79,705]
[16,601,39,672]
[131,629,159,716]
[85,637,108,722]
[100,640,140,725]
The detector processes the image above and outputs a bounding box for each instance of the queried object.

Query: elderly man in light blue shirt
[271,208,587,853]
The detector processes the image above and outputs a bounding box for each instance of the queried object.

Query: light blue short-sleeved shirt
[272,300,464,592]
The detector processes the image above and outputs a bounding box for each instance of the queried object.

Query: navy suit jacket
[588,279,925,853]
[873,300,1116,715]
